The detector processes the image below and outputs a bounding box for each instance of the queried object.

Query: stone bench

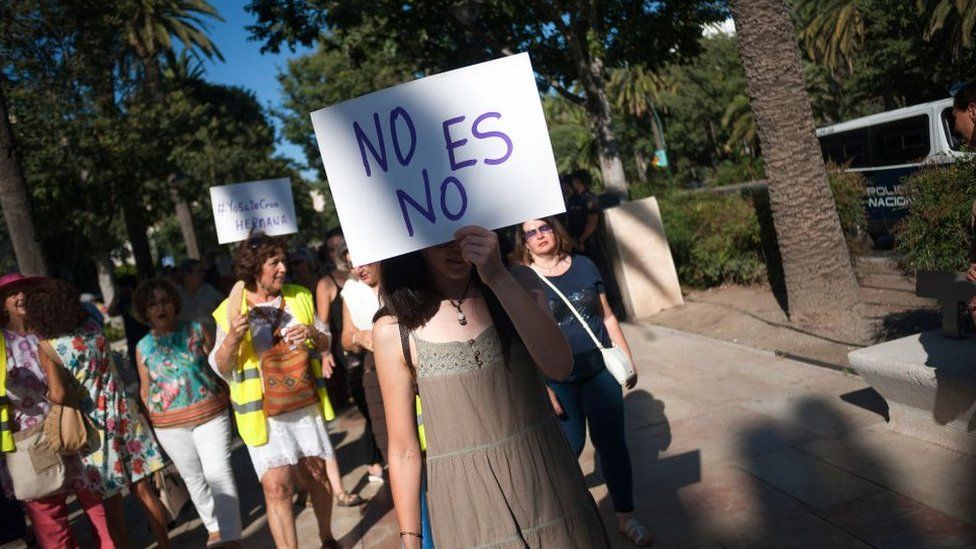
[847,271,976,455]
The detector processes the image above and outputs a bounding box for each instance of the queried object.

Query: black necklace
[446,275,474,326]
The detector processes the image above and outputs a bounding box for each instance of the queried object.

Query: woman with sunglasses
[514,217,651,546]
[209,234,339,549]
[133,278,241,547]
[374,225,609,548]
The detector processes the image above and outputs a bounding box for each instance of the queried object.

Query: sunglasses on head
[247,235,269,249]
[523,225,553,240]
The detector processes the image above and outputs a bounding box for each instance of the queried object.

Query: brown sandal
[335,491,366,506]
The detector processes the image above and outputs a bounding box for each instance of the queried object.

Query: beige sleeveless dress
[414,325,610,548]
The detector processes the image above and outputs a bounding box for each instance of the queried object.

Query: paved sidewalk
[54,322,976,547]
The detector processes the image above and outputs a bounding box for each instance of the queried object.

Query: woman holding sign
[515,217,653,547]
[209,234,340,549]
[373,226,609,548]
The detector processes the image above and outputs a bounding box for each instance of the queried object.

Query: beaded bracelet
[400,531,423,540]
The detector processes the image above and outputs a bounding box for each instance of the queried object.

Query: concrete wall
[602,196,684,319]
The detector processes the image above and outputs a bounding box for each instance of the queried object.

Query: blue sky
[202,1,313,169]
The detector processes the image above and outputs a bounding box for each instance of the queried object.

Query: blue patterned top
[137,322,225,422]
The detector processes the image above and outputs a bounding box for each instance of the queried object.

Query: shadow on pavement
[738,396,929,547]
[589,389,699,546]
[839,387,889,422]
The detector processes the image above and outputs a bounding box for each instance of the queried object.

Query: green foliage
[658,191,767,288]
[657,34,759,185]
[713,157,766,188]
[794,0,976,125]
[277,41,416,179]
[1,0,317,289]
[247,1,727,86]
[826,165,868,238]
[894,156,976,273]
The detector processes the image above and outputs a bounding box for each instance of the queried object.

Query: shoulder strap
[398,323,414,370]
[529,266,606,351]
[327,272,342,290]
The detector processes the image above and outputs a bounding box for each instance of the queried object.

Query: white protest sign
[310,52,564,266]
[209,178,299,244]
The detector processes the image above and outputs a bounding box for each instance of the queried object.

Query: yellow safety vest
[416,395,426,453]
[213,284,335,447]
[0,335,15,452]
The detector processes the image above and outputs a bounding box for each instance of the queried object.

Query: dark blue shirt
[539,256,611,381]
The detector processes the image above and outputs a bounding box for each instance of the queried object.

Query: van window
[819,128,870,168]
[942,107,964,151]
[872,114,930,165]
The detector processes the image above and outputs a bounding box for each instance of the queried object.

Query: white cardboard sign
[210,178,298,244]
[310,52,565,266]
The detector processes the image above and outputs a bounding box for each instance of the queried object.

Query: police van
[816,98,966,245]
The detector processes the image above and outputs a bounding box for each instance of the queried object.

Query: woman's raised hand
[455,226,505,285]
[226,281,248,346]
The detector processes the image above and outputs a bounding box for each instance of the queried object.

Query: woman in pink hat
[0,273,116,548]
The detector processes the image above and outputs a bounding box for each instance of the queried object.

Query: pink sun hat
[0,273,47,297]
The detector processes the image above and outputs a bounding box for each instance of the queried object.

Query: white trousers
[153,412,242,541]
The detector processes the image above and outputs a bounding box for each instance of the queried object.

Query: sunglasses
[247,235,269,249]
[523,225,553,240]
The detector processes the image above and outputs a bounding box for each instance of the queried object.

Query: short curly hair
[132,278,182,325]
[234,233,288,291]
[25,279,87,339]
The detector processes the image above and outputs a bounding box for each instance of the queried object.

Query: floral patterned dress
[51,320,165,496]
[137,322,226,428]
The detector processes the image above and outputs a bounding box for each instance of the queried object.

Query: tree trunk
[145,56,200,260]
[94,255,115,305]
[122,201,155,280]
[634,150,649,182]
[562,25,628,200]
[170,184,200,259]
[578,61,628,201]
[730,0,859,319]
[0,83,48,276]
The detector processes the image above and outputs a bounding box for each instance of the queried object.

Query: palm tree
[610,65,670,180]
[729,0,860,319]
[721,93,758,155]
[0,81,48,276]
[543,95,601,182]
[122,0,223,91]
[793,0,866,75]
[122,0,223,260]
[918,0,976,58]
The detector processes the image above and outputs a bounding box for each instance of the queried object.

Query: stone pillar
[602,196,684,319]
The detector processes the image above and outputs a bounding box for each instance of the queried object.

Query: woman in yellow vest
[209,234,339,549]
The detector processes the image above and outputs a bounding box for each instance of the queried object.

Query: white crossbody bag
[531,267,635,385]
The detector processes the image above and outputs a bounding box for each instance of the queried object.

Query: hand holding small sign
[455,226,505,287]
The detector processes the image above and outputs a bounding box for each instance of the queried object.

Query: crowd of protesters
[0,165,664,548]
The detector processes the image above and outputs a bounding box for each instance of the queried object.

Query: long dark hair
[379,250,516,350]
